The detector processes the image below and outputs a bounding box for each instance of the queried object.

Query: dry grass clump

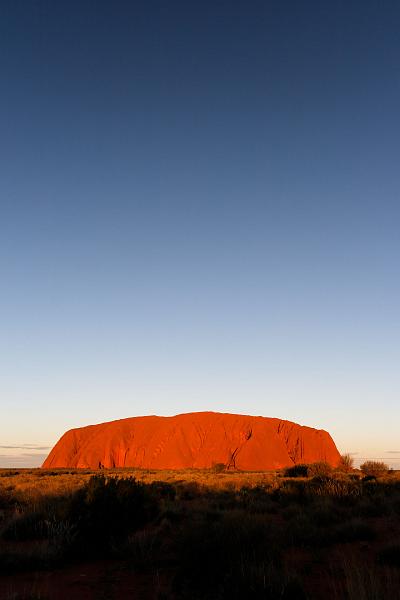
[339,453,355,472]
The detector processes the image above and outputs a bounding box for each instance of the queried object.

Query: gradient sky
[1,1,399,468]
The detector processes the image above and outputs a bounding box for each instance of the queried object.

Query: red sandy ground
[43,411,340,470]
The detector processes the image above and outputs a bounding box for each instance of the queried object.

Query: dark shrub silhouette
[70,475,159,555]
[211,462,226,473]
[284,464,309,477]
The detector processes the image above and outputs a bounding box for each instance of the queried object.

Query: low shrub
[238,485,275,514]
[360,461,388,477]
[148,480,176,501]
[308,462,333,478]
[284,462,333,478]
[310,476,361,499]
[2,475,160,558]
[176,481,202,500]
[0,470,20,477]
[283,464,309,478]
[339,454,354,472]
[211,462,226,473]
[69,475,160,555]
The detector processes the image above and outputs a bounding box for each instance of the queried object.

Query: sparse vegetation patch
[0,466,399,598]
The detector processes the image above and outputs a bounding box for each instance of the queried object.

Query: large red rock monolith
[42,412,340,470]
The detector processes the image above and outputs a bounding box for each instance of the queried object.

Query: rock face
[43,412,340,470]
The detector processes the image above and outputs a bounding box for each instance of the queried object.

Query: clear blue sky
[1,1,399,468]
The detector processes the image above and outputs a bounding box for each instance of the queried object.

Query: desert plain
[1,460,400,600]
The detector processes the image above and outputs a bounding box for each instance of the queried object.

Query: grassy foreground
[0,466,400,599]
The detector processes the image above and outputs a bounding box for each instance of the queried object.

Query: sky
[1,1,399,468]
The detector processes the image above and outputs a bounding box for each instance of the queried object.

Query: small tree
[360,461,388,478]
[339,453,354,472]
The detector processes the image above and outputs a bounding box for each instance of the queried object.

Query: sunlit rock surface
[43,412,340,470]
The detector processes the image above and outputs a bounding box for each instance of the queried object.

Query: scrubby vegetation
[339,453,355,472]
[283,461,333,478]
[360,460,389,477]
[0,466,400,599]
